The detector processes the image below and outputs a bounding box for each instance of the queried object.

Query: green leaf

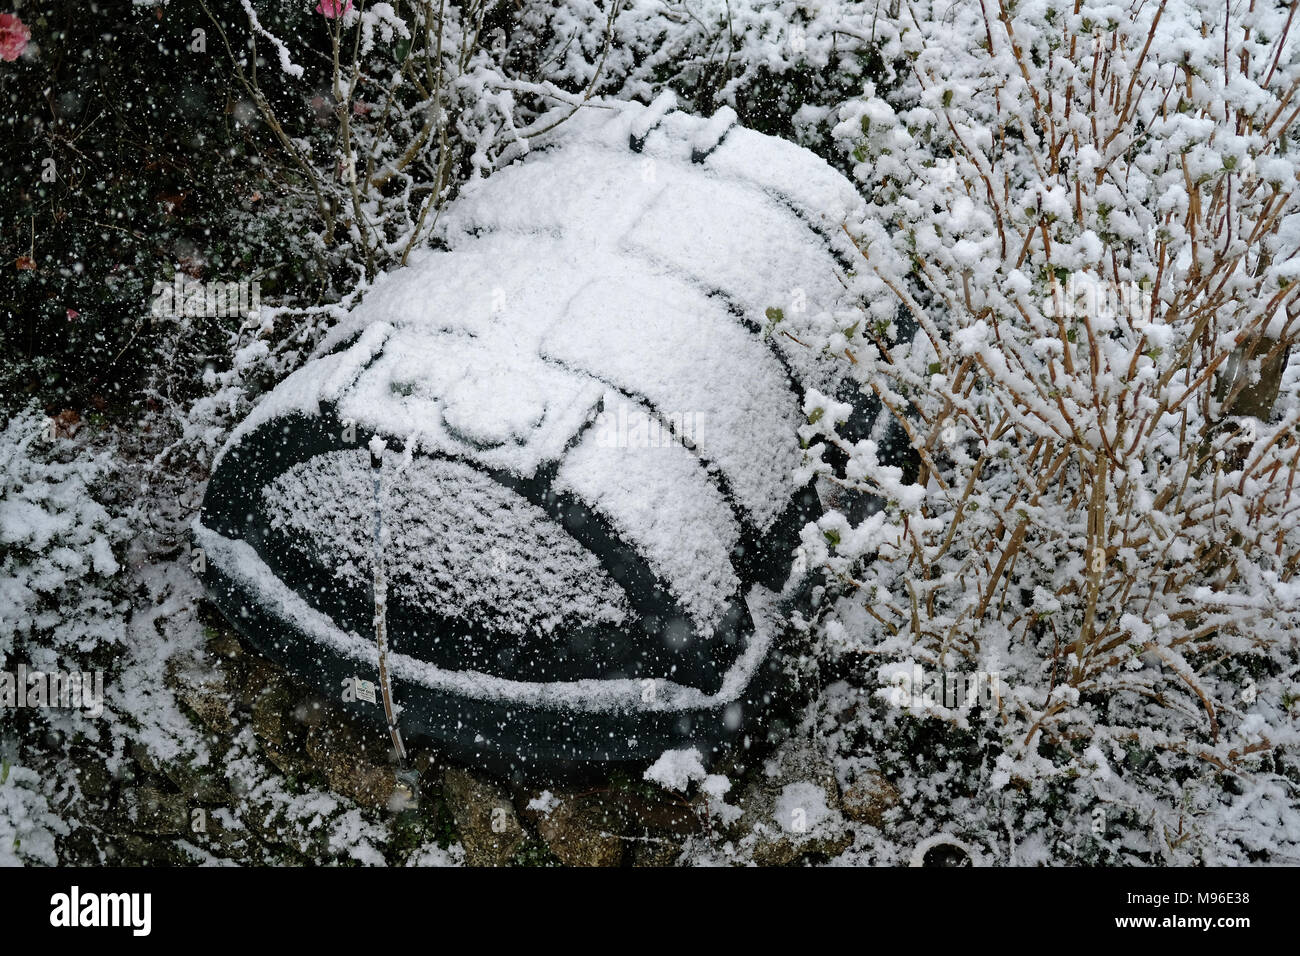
[823,528,840,547]
[765,306,784,324]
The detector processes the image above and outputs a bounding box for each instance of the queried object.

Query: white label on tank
[354,677,377,703]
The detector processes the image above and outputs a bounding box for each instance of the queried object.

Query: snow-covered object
[195,98,868,769]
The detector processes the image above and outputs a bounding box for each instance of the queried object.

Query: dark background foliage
[0,2,321,416]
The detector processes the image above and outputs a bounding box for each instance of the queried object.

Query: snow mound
[198,98,866,738]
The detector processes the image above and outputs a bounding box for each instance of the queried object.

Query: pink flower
[315,0,353,18]
[0,13,30,62]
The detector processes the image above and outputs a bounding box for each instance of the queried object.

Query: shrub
[0,405,127,666]
[802,0,1300,860]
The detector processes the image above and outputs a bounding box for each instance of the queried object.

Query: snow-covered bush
[512,0,903,144]
[0,761,68,866]
[0,406,128,666]
[799,0,1300,860]
[0,406,131,864]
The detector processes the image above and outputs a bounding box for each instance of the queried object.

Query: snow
[261,449,631,638]
[773,781,833,834]
[205,97,854,660]
[440,371,548,449]
[526,790,559,814]
[404,842,464,867]
[192,521,780,713]
[214,321,394,470]
[540,271,801,529]
[0,763,67,866]
[337,315,607,478]
[240,0,303,79]
[907,833,983,867]
[556,402,741,630]
[623,175,846,347]
[0,410,127,660]
[630,89,679,141]
[644,748,707,791]
[690,105,737,159]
